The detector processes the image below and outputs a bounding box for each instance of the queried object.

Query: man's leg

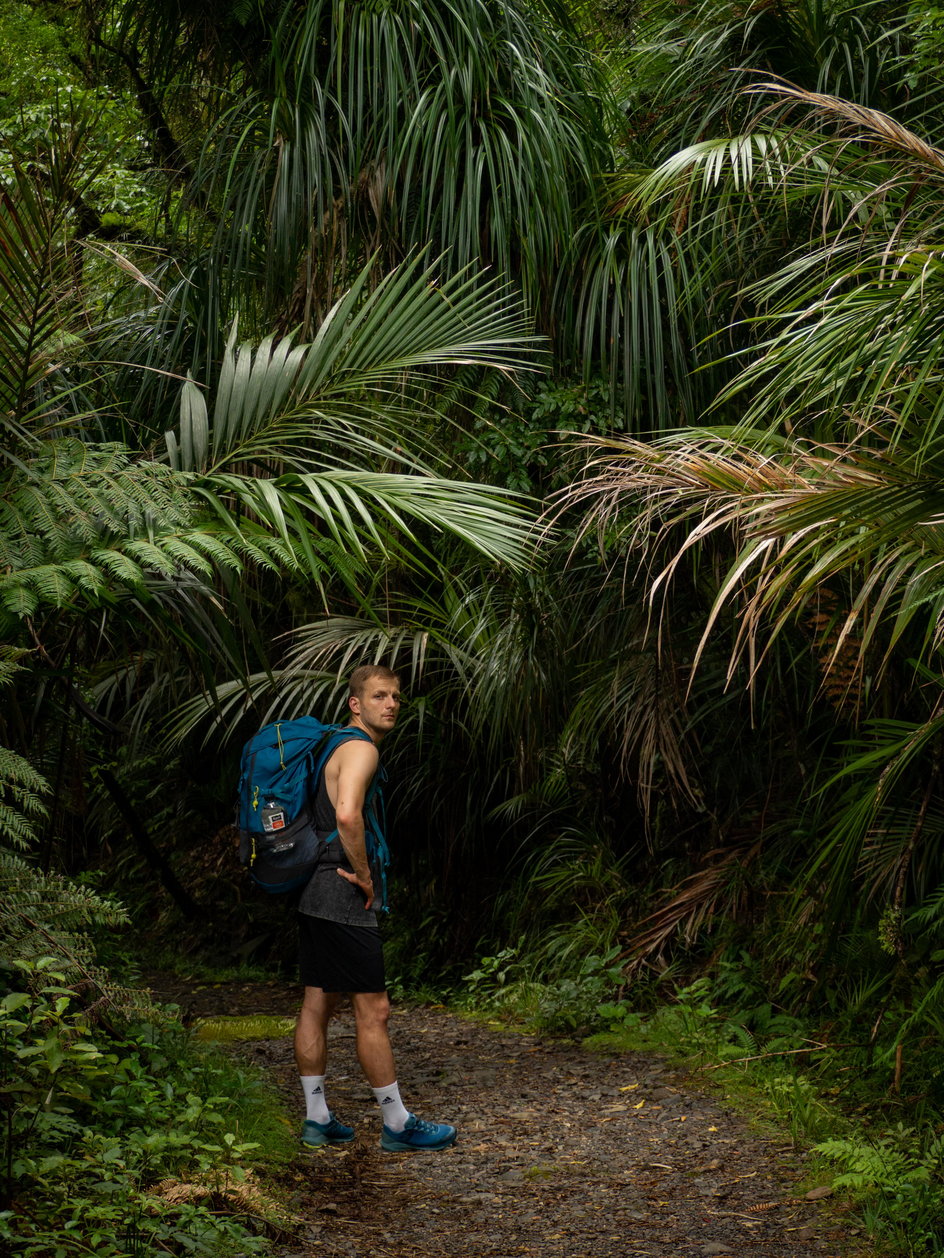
[295,987,354,1146]
[350,990,457,1151]
[295,985,339,1077]
[349,990,396,1086]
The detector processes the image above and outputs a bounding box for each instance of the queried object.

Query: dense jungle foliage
[6,0,944,1250]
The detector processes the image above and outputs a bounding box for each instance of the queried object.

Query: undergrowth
[1,958,296,1258]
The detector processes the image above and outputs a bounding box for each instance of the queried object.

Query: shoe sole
[301,1128,356,1148]
[380,1132,457,1152]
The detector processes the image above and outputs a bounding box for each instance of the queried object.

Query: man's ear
[348,693,360,715]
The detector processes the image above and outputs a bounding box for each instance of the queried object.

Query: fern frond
[0,646,30,683]
[0,805,43,851]
[0,852,148,1016]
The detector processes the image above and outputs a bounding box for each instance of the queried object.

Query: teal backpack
[236,717,388,901]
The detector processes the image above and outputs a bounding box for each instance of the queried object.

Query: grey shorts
[297,913,386,993]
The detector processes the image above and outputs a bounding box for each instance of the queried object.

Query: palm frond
[563,430,944,689]
[166,254,543,474]
[566,128,841,429]
[197,468,535,576]
[624,836,763,966]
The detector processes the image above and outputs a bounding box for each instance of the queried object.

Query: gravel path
[150,976,873,1258]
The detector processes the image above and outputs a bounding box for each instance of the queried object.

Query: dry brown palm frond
[611,646,702,815]
[748,80,944,174]
[560,432,944,703]
[803,586,865,721]
[623,835,764,970]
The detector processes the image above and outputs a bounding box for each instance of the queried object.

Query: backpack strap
[364,764,390,912]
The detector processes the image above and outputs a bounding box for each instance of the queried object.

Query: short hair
[348,664,400,699]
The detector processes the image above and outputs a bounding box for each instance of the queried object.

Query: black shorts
[297,913,386,993]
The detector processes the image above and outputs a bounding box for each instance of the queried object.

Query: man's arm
[332,738,380,910]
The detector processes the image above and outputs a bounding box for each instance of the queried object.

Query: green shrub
[815,1126,944,1253]
[0,961,282,1257]
[461,940,627,1033]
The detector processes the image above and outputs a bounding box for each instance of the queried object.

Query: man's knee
[352,990,391,1032]
[299,986,338,1023]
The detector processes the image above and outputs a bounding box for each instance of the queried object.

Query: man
[294,664,457,1152]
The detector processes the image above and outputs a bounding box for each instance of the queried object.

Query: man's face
[350,677,401,739]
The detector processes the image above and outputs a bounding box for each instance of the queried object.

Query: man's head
[347,665,401,742]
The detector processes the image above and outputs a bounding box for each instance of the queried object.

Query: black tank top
[297,761,380,927]
[312,768,336,836]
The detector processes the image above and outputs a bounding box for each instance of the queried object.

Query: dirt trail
[150,978,870,1258]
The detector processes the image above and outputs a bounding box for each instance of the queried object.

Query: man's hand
[337,867,374,910]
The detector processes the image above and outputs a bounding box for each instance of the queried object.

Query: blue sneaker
[380,1113,457,1152]
[301,1114,355,1147]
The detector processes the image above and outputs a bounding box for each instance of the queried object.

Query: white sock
[301,1075,331,1124]
[372,1080,410,1132]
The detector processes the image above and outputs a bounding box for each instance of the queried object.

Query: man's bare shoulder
[333,733,380,773]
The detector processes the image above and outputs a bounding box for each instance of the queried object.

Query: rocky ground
[149,977,875,1258]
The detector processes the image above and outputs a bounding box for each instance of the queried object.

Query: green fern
[0,744,48,852]
[0,440,229,621]
[815,1127,944,1195]
[0,852,146,1013]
